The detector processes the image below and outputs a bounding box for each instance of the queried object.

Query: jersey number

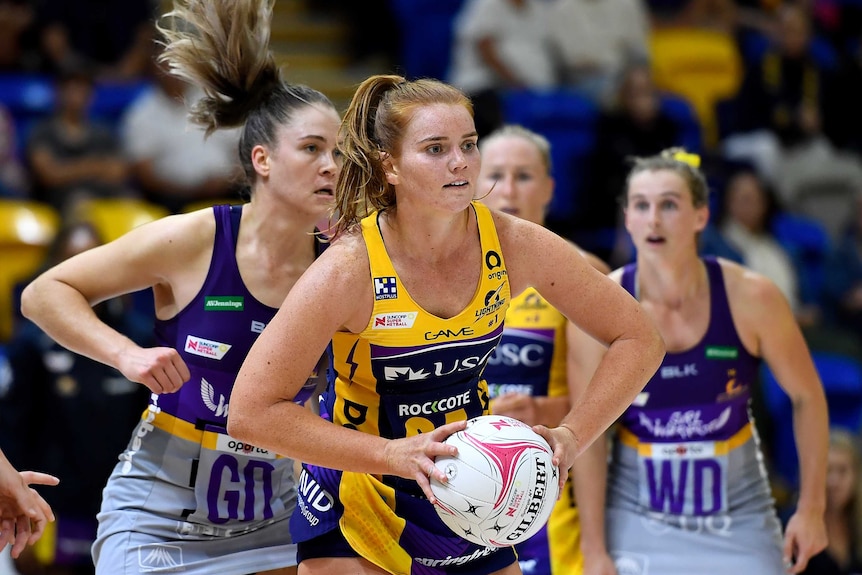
[207,454,276,523]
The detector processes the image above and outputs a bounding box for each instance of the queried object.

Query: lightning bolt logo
[346,341,359,381]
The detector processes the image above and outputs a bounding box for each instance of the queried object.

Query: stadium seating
[659,92,703,154]
[0,199,60,342]
[650,28,743,148]
[390,0,466,80]
[761,351,862,489]
[72,198,169,243]
[771,212,831,307]
[0,74,151,156]
[501,89,599,227]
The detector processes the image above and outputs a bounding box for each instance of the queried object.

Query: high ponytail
[334,75,472,236]
[157,0,334,188]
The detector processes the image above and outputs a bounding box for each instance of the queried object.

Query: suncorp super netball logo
[185,335,232,360]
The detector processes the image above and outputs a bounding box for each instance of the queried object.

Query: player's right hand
[384,420,468,503]
[118,346,191,394]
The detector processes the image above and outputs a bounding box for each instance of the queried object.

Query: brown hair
[157,0,335,190]
[624,147,710,208]
[333,75,473,236]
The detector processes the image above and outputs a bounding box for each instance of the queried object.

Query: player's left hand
[583,549,618,575]
[782,506,827,573]
[532,424,579,493]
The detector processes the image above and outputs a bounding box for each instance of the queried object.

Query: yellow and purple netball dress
[483,288,582,575]
[292,201,518,575]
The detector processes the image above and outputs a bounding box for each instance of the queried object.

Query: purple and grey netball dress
[93,205,320,575]
[606,257,785,575]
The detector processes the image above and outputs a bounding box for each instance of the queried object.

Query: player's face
[479,136,552,226]
[826,445,857,512]
[725,173,767,232]
[624,169,708,257]
[267,104,341,217]
[385,103,480,214]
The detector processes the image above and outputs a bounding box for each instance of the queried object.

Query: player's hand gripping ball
[430,415,560,547]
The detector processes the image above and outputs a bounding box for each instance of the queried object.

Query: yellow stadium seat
[650,27,743,148]
[72,198,170,243]
[0,199,60,341]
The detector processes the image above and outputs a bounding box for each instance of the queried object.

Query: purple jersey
[619,256,759,447]
[93,205,319,574]
[605,257,785,575]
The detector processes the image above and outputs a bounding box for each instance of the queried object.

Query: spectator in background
[0,222,151,575]
[725,3,841,184]
[548,0,650,106]
[0,102,29,198]
[37,0,155,80]
[120,53,241,213]
[823,193,862,337]
[579,64,680,263]
[801,429,862,575]
[26,60,131,217]
[448,0,557,138]
[716,169,817,324]
[0,0,39,72]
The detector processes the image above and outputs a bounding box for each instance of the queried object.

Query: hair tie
[672,151,701,169]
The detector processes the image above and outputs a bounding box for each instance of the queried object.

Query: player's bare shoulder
[716,257,784,307]
[132,208,217,272]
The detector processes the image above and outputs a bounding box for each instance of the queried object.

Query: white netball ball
[430,415,559,547]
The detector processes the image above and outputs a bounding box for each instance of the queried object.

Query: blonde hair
[333,75,473,236]
[625,147,710,208]
[157,0,335,189]
[481,125,553,174]
[829,429,862,555]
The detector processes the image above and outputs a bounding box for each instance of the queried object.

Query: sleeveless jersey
[606,257,784,575]
[93,205,319,575]
[292,202,517,575]
[483,289,581,575]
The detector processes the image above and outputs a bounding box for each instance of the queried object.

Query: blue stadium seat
[390,0,466,80]
[739,28,839,70]
[770,212,831,306]
[501,89,599,223]
[0,74,151,155]
[659,93,703,154]
[761,351,862,489]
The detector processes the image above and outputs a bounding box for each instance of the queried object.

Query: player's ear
[251,144,270,177]
[382,152,399,186]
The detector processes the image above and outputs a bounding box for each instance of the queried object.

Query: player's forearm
[20,278,137,370]
[572,434,610,555]
[560,333,663,456]
[228,400,392,475]
[792,390,828,513]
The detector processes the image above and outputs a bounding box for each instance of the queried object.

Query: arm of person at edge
[724,260,828,573]
[19,213,210,394]
[491,245,611,428]
[0,449,58,559]
[566,321,618,575]
[229,212,664,500]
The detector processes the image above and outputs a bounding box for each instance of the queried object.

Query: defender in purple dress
[605,149,829,575]
[19,1,341,573]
